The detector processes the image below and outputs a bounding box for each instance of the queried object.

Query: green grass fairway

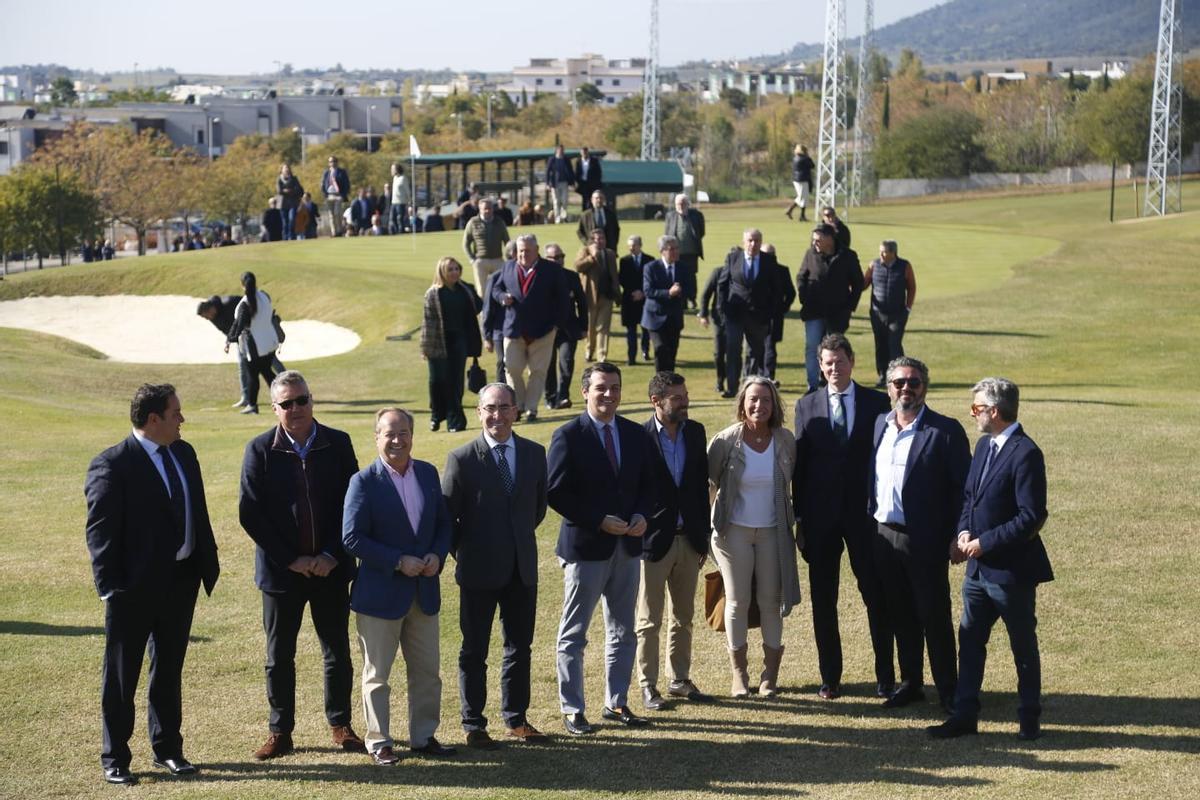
[1,184,1198,799]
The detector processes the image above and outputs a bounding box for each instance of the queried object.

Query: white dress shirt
[827,382,857,436]
[132,429,194,560]
[483,430,517,481]
[873,407,926,525]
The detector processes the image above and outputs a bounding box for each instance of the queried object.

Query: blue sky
[2,0,945,75]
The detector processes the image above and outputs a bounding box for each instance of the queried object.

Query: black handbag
[467,358,487,393]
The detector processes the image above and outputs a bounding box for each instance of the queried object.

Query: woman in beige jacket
[707,376,802,697]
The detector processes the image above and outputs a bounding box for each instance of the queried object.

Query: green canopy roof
[409,147,604,166]
[600,160,684,196]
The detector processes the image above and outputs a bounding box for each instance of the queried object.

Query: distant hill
[782,0,1200,66]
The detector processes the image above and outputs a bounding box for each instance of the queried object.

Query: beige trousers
[635,535,703,689]
[356,607,441,752]
[586,298,614,362]
[710,524,784,650]
[503,329,557,413]
[472,257,504,297]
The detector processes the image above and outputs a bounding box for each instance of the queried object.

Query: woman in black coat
[419,257,483,432]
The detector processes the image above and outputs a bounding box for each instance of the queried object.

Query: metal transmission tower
[816,0,848,211]
[640,0,660,160]
[1144,0,1182,216]
[849,0,875,208]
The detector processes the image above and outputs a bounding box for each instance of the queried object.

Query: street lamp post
[367,104,376,153]
[487,94,493,138]
[206,115,220,161]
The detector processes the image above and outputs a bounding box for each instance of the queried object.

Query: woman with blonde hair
[707,376,801,697]
[420,257,483,432]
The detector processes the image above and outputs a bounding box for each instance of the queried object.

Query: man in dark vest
[863,240,917,388]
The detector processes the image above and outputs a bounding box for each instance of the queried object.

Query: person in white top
[706,376,800,698]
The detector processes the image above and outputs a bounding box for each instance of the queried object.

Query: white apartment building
[507,54,645,105]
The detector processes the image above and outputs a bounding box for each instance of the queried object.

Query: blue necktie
[976,440,998,492]
[157,445,186,548]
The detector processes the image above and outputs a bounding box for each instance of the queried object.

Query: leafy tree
[720,87,749,114]
[874,107,988,178]
[50,77,77,106]
[867,51,892,85]
[896,49,925,80]
[198,138,276,233]
[575,83,605,107]
[0,165,101,267]
[1072,75,1152,166]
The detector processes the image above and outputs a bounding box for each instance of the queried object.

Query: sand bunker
[0,295,361,364]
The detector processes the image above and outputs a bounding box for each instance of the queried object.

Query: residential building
[506,54,645,106]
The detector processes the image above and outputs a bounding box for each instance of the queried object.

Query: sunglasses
[970,403,993,416]
[275,394,311,410]
[890,378,923,389]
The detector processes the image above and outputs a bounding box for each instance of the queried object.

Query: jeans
[282,206,296,241]
[804,318,829,391]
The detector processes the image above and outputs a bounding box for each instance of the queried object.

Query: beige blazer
[707,422,802,616]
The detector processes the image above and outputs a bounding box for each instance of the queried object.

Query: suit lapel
[129,435,173,512]
[975,430,1020,498]
[901,419,934,489]
[374,459,417,539]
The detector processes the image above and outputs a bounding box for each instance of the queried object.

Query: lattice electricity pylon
[849,0,876,208]
[640,0,660,161]
[1144,0,1182,216]
[816,0,844,211]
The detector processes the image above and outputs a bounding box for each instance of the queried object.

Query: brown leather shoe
[466,729,500,750]
[331,724,366,753]
[371,745,400,766]
[506,723,550,743]
[253,732,294,760]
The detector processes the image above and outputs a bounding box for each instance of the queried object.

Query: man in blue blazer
[548,362,657,735]
[793,334,894,701]
[929,377,1052,741]
[717,228,779,396]
[869,357,970,714]
[640,235,693,372]
[84,384,220,785]
[342,408,454,765]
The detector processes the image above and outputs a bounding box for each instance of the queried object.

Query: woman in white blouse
[707,376,801,697]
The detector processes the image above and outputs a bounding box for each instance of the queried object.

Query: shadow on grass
[318,399,408,407]
[905,327,1048,339]
[0,619,210,642]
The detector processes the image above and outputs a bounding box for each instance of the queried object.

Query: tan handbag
[704,570,760,632]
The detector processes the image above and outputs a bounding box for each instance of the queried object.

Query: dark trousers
[625,325,651,363]
[870,306,908,380]
[428,337,468,429]
[677,255,699,305]
[872,523,957,702]
[953,574,1042,724]
[458,571,538,732]
[725,315,771,390]
[491,336,506,384]
[100,557,200,769]
[245,354,277,409]
[649,321,681,372]
[804,520,895,688]
[544,332,578,406]
[262,578,354,734]
[712,324,727,391]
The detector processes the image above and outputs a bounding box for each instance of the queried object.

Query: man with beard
[869,357,969,715]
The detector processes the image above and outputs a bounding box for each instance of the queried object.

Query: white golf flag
[409,135,422,158]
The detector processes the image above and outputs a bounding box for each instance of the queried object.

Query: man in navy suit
[717,228,779,396]
[641,235,693,372]
[574,146,603,211]
[793,334,894,701]
[869,357,970,714]
[635,372,712,711]
[548,362,656,735]
[929,377,1052,741]
[491,234,568,421]
[85,384,220,785]
[342,408,455,765]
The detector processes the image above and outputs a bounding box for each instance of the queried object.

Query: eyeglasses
[970,403,993,416]
[481,404,516,414]
[274,394,311,410]
[889,377,923,389]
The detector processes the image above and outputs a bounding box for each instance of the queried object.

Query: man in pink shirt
[342,408,454,765]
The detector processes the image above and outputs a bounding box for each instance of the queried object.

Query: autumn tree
[0,165,101,268]
[198,137,276,233]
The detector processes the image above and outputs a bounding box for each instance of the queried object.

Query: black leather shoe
[818,683,842,700]
[940,694,957,716]
[410,737,456,757]
[153,757,197,776]
[103,766,136,785]
[430,420,441,432]
[642,687,667,710]
[882,684,926,709]
[720,390,737,399]
[601,705,650,727]
[876,682,896,698]
[927,716,978,739]
[563,712,594,736]
[1018,720,1042,741]
[667,679,714,702]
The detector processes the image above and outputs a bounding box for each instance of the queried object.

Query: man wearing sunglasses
[869,357,970,716]
[238,371,366,760]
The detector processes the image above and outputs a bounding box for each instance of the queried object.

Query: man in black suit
[576,189,620,250]
[238,371,366,760]
[543,242,588,410]
[869,357,970,714]
[717,228,778,396]
[929,377,1052,741]
[85,384,221,785]
[761,243,796,384]
[698,265,728,394]
[442,383,551,749]
[640,235,693,372]
[793,334,894,701]
[548,362,656,735]
[574,146,603,211]
[618,235,651,365]
[635,372,713,711]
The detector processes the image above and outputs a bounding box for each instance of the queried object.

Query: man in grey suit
[442,383,550,750]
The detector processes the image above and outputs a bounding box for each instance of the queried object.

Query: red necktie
[603,424,618,474]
